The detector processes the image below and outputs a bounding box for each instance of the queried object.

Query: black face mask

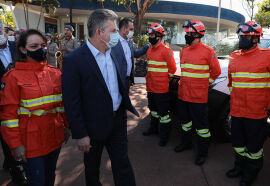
[238,37,253,50]
[185,34,196,45]
[27,48,47,62]
[149,37,159,45]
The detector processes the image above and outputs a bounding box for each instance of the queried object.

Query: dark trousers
[147,92,170,118]
[0,132,15,167]
[23,148,61,186]
[231,117,267,159]
[84,107,136,186]
[178,100,210,136]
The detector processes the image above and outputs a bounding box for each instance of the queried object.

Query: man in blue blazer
[112,18,149,92]
[62,9,139,186]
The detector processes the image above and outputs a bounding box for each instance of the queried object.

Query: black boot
[240,157,263,186]
[143,116,159,136]
[174,130,192,152]
[10,162,28,186]
[226,153,245,178]
[159,123,171,146]
[195,136,210,166]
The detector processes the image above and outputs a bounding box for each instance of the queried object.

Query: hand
[64,127,71,144]
[77,136,91,152]
[13,145,27,162]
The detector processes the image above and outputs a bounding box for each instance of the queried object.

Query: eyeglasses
[236,24,259,34]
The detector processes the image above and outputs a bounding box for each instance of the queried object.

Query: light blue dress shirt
[0,42,12,68]
[86,39,122,111]
[119,35,132,76]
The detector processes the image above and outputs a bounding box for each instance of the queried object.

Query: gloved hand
[13,145,27,162]
[77,136,91,152]
[64,127,71,144]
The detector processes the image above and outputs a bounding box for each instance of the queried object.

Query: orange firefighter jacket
[228,46,270,119]
[146,42,177,93]
[178,42,221,103]
[0,60,68,158]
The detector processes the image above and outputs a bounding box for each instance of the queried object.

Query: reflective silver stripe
[231,72,270,78]
[20,94,62,108]
[181,64,209,70]
[232,82,270,88]
[17,107,65,117]
[182,121,192,132]
[148,67,168,72]
[151,111,159,118]
[196,129,211,138]
[181,72,210,78]
[1,119,19,128]
[148,61,167,66]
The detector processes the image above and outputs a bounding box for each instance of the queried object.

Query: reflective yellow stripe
[181,72,210,78]
[148,67,168,72]
[160,114,171,124]
[151,111,159,118]
[228,87,232,92]
[246,149,264,159]
[196,129,211,138]
[232,72,270,78]
[181,64,209,70]
[168,73,174,77]
[1,119,19,128]
[20,94,62,108]
[148,61,167,66]
[182,121,192,132]
[209,78,214,83]
[232,82,270,88]
[17,107,65,117]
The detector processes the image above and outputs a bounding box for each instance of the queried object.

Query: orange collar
[188,41,202,49]
[15,59,47,70]
[240,46,259,55]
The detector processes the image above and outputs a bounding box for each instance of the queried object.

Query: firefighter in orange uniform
[142,23,177,146]
[226,21,269,186]
[0,29,70,186]
[175,20,221,165]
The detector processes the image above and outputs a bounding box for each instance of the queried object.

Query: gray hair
[87,9,118,38]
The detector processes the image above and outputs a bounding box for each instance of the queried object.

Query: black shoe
[158,139,168,147]
[3,160,10,170]
[10,165,27,185]
[195,156,206,166]
[174,143,192,153]
[226,167,242,178]
[239,180,251,186]
[142,128,158,136]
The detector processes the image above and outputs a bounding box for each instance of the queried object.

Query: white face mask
[127,31,134,39]
[8,36,15,42]
[0,35,7,45]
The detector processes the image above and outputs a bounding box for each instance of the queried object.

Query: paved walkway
[0,84,270,186]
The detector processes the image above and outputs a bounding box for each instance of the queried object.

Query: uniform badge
[169,52,173,56]
[0,82,5,91]
[212,53,217,59]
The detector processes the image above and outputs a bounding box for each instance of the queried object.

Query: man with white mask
[0,22,27,185]
[113,18,150,92]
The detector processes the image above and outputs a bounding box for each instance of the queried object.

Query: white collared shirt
[86,39,122,111]
[0,42,12,68]
[119,35,132,76]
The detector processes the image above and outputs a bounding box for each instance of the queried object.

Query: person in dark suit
[62,9,139,186]
[112,18,149,92]
[0,26,27,185]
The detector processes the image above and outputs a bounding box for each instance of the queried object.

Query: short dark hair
[87,9,118,38]
[16,29,47,62]
[119,18,133,30]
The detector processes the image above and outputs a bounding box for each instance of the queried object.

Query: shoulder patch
[0,82,5,91]
[212,53,217,59]
[169,51,173,56]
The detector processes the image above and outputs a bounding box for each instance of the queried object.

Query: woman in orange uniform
[0,29,70,186]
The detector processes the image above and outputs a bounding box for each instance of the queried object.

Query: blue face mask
[101,32,119,48]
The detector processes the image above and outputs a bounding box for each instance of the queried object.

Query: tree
[0,5,17,29]
[255,0,270,27]
[242,0,256,21]
[4,0,59,29]
[111,0,156,34]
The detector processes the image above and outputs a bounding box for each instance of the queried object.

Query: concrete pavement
[1,84,270,186]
